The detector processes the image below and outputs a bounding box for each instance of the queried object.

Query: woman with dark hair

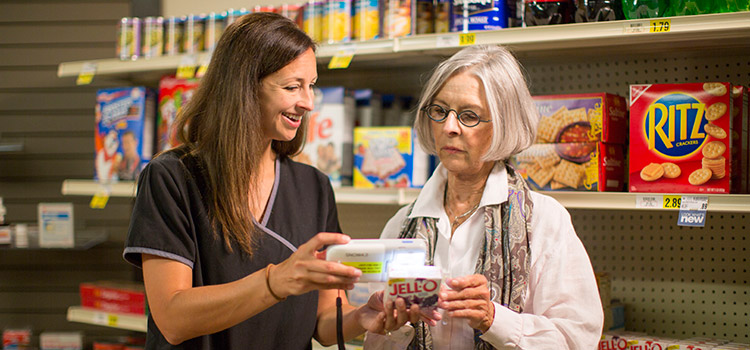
[124,13,384,349]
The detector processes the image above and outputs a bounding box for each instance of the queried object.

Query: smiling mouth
[282,112,303,122]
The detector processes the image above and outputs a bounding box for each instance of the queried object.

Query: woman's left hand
[438,274,495,333]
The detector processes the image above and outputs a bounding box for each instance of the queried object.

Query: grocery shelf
[60,179,750,212]
[57,12,750,80]
[66,306,147,332]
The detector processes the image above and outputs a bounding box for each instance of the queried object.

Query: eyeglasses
[422,104,490,127]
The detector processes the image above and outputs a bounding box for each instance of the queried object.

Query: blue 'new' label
[677,210,706,227]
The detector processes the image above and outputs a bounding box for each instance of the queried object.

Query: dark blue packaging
[451,0,507,31]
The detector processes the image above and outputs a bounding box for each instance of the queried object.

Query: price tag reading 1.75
[663,195,682,209]
[650,19,671,33]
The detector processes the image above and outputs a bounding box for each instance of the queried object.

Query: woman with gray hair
[364,45,603,349]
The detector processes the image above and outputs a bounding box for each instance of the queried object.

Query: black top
[124,147,341,350]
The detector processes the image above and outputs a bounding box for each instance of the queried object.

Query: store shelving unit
[58,12,750,341]
[66,306,147,332]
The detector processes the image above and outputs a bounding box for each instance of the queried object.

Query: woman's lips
[441,146,463,154]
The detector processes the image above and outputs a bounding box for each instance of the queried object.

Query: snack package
[629,82,736,193]
[731,85,748,193]
[117,17,141,60]
[511,142,624,191]
[95,87,156,182]
[452,0,507,32]
[435,0,452,32]
[322,0,352,43]
[533,92,628,144]
[292,87,355,187]
[157,76,200,152]
[386,265,442,310]
[164,16,184,56]
[416,0,435,34]
[353,127,432,188]
[141,16,163,59]
[353,0,381,40]
[183,14,205,54]
[276,4,304,27]
[80,281,147,315]
[204,12,225,53]
[303,1,324,42]
[382,0,416,38]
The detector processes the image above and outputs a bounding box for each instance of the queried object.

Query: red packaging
[629,82,736,193]
[93,342,126,350]
[511,142,624,191]
[3,329,31,349]
[157,76,200,152]
[80,281,147,315]
[533,92,628,144]
[731,86,748,193]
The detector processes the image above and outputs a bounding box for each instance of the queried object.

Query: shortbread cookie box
[533,93,628,144]
[629,82,737,193]
[511,142,624,191]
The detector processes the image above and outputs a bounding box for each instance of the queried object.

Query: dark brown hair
[175,12,315,256]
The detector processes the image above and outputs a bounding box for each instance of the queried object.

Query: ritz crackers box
[629,82,738,193]
[95,87,155,182]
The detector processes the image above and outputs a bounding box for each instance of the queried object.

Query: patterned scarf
[398,163,533,350]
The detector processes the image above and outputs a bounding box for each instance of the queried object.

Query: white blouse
[364,163,603,350]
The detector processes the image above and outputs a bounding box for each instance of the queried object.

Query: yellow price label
[663,195,682,209]
[107,314,119,326]
[76,62,97,85]
[90,191,110,209]
[328,54,354,70]
[195,63,209,78]
[176,64,196,79]
[650,19,671,33]
[459,33,476,46]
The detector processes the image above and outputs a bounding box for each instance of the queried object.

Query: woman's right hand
[269,232,362,298]
[365,290,441,335]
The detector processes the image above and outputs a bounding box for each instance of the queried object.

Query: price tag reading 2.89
[663,195,682,209]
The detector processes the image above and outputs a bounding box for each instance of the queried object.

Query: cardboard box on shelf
[353,127,432,188]
[533,93,628,144]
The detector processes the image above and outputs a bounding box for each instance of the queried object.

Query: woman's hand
[270,233,362,298]
[438,274,495,332]
[360,290,442,335]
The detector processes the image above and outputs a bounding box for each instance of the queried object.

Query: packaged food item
[224,8,250,28]
[353,0,381,40]
[730,86,748,193]
[523,0,574,25]
[354,89,383,127]
[40,332,82,350]
[383,0,416,38]
[416,0,435,34]
[533,93,628,144]
[292,87,355,187]
[80,281,147,315]
[303,1,324,42]
[574,0,624,22]
[3,328,32,349]
[95,87,156,182]
[665,0,714,16]
[452,0,507,31]
[141,16,163,59]
[385,265,442,310]
[354,127,432,188]
[621,0,667,19]
[434,0,452,32]
[183,14,206,54]
[157,76,201,152]
[117,17,141,60]
[322,0,352,43]
[164,16,184,56]
[629,82,736,193]
[511,142,624,191]
[204,12,225,52]
[276,3,304,27]
[253,5,276,12]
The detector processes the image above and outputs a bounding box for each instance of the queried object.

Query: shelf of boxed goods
[62,179,750,212]
[57,12,750,81]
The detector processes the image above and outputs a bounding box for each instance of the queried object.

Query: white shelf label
[436,35,460,48]
[636,195,662,209]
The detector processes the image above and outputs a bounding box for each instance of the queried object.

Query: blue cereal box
[451,0,507,31]
[292,87,355,187]
[353,127,432,188]
[95,87,156,182]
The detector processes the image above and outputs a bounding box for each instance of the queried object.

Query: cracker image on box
[629,82,735,193]
[532,93,628,144]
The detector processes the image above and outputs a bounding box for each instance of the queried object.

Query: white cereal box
[353,126,432,188]
[95,87,156,182]
[293,86,355,187]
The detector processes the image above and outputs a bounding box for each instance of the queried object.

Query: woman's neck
[444,162,495,205]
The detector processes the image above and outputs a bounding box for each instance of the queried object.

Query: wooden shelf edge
[67,306,147,332]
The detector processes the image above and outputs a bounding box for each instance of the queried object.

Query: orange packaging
[629,82,737,193]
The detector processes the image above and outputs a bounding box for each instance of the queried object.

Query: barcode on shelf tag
[624,22,650,34]
[636,195,662,209]
[436,35,460,48]
[680,196,708,211]
[76,62,97,85]
[176,55,198,79]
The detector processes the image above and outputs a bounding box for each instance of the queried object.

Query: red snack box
[629,82,736,193]
[80,281,147,315]
[533,93,628,144]
[511,142,625,191]
[731,86,748,193]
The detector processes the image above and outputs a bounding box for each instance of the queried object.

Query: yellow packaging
[142,16,163,59]
[322,0,352,43]
[303,1,324,42]
[353,0,380,41]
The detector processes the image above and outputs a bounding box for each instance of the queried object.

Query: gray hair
[415,45,539,162]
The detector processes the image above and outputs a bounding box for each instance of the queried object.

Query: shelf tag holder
[76,62,97,85]
[90,183,111,209]
[328,44,356,70]
[176,55,198,79]
[677,195,708,227]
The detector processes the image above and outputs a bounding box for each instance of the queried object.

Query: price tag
[436,35,460,48]
[636,195,662,209]
[93,311,106,325]
[650,19,671,33]
[176,55,197,79]
[90,191,110,209]
[662,195,682,209]
[76,62,97,85]
[107,314,119,327]
[623,22,649,34]
[327,44,356,70]
[680,196,708,211]
[459,33,476,46]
